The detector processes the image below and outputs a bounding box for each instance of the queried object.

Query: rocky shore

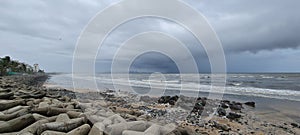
[0,75,299,135]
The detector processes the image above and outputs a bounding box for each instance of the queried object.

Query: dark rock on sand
[291,123,299,128]
[229,103,243,111]
[220,102,229,109]
[244,102,255,107]
[217,107,226,116]
[226,112,242,120]
[196,97,207,106]
[158,96,171,104]
[158,95,179,105]
[169,95,179,105]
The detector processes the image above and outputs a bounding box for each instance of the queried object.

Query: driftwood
[0,114,35,133]
[0,108,28,121]
[0,100,25,111]
[37,117,86,134]
[31,107,81,116]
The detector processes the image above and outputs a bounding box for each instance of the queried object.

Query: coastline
[0,75,299,134]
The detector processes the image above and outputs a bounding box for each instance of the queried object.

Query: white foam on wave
[50,74,300,101]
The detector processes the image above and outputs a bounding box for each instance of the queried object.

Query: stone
[196,97,207,106]
[160,123,177,135]
[144,124,161,135]
[158,96,171,104]
[217,107,226,116]
[244,102,255,107]
[229,103,242,111]
[213,121,230,131]
[106,121,150,135]
[56,113,70,122]
[38,102,49,108]
[167,127,198,135]
[88,122,105,135]
[291,123,299,128]
[220,102,228,109]
[67,124,91,135]
[226,112,242,120]
[122,130,143,135]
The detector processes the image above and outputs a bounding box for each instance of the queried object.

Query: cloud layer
[0,0,299,72]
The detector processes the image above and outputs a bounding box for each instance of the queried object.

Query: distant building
[33,64,39,72]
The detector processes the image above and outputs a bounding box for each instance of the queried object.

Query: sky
[0,0,300,73]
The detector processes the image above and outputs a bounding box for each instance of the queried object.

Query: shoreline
[44,78,300,124]
[0,75,299,134]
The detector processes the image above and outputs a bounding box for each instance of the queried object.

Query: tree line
[0,56,41,76]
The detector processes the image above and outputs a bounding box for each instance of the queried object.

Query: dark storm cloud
[192,0,300,53]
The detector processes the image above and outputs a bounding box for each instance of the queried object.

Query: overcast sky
[0,0,300,73]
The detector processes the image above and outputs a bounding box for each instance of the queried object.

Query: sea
[46,73,300,102]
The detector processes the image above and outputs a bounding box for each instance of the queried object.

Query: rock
[169,95,179,105]
[37,117,86,134]
[38,102,49,108]
[220,102,228,109]
[213,121,230,131]
[67,111,83,118]
[291,123,299,128]
[158,96,171,104]
[160,124,177,135]
[169,100,176,106]
[217,107,226,116]
[0,114,35,133]
[41,124,91,135]
[167,127,198,135]
[41,131,66,135]
[106,121,150,135]
[144,124,161,135]
[244,102,255,107]
[67,124,91,135]
[56,113,70,122]
[0,92,14,99]
[192,102,204,112]
[122,130,143,135]
[226,112,242,120]
[88,122,105,135]
[229,103,242,111]
[196,97,207,106]
[0,100,26,111]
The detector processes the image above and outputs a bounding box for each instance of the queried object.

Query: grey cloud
[1,0,300,72]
